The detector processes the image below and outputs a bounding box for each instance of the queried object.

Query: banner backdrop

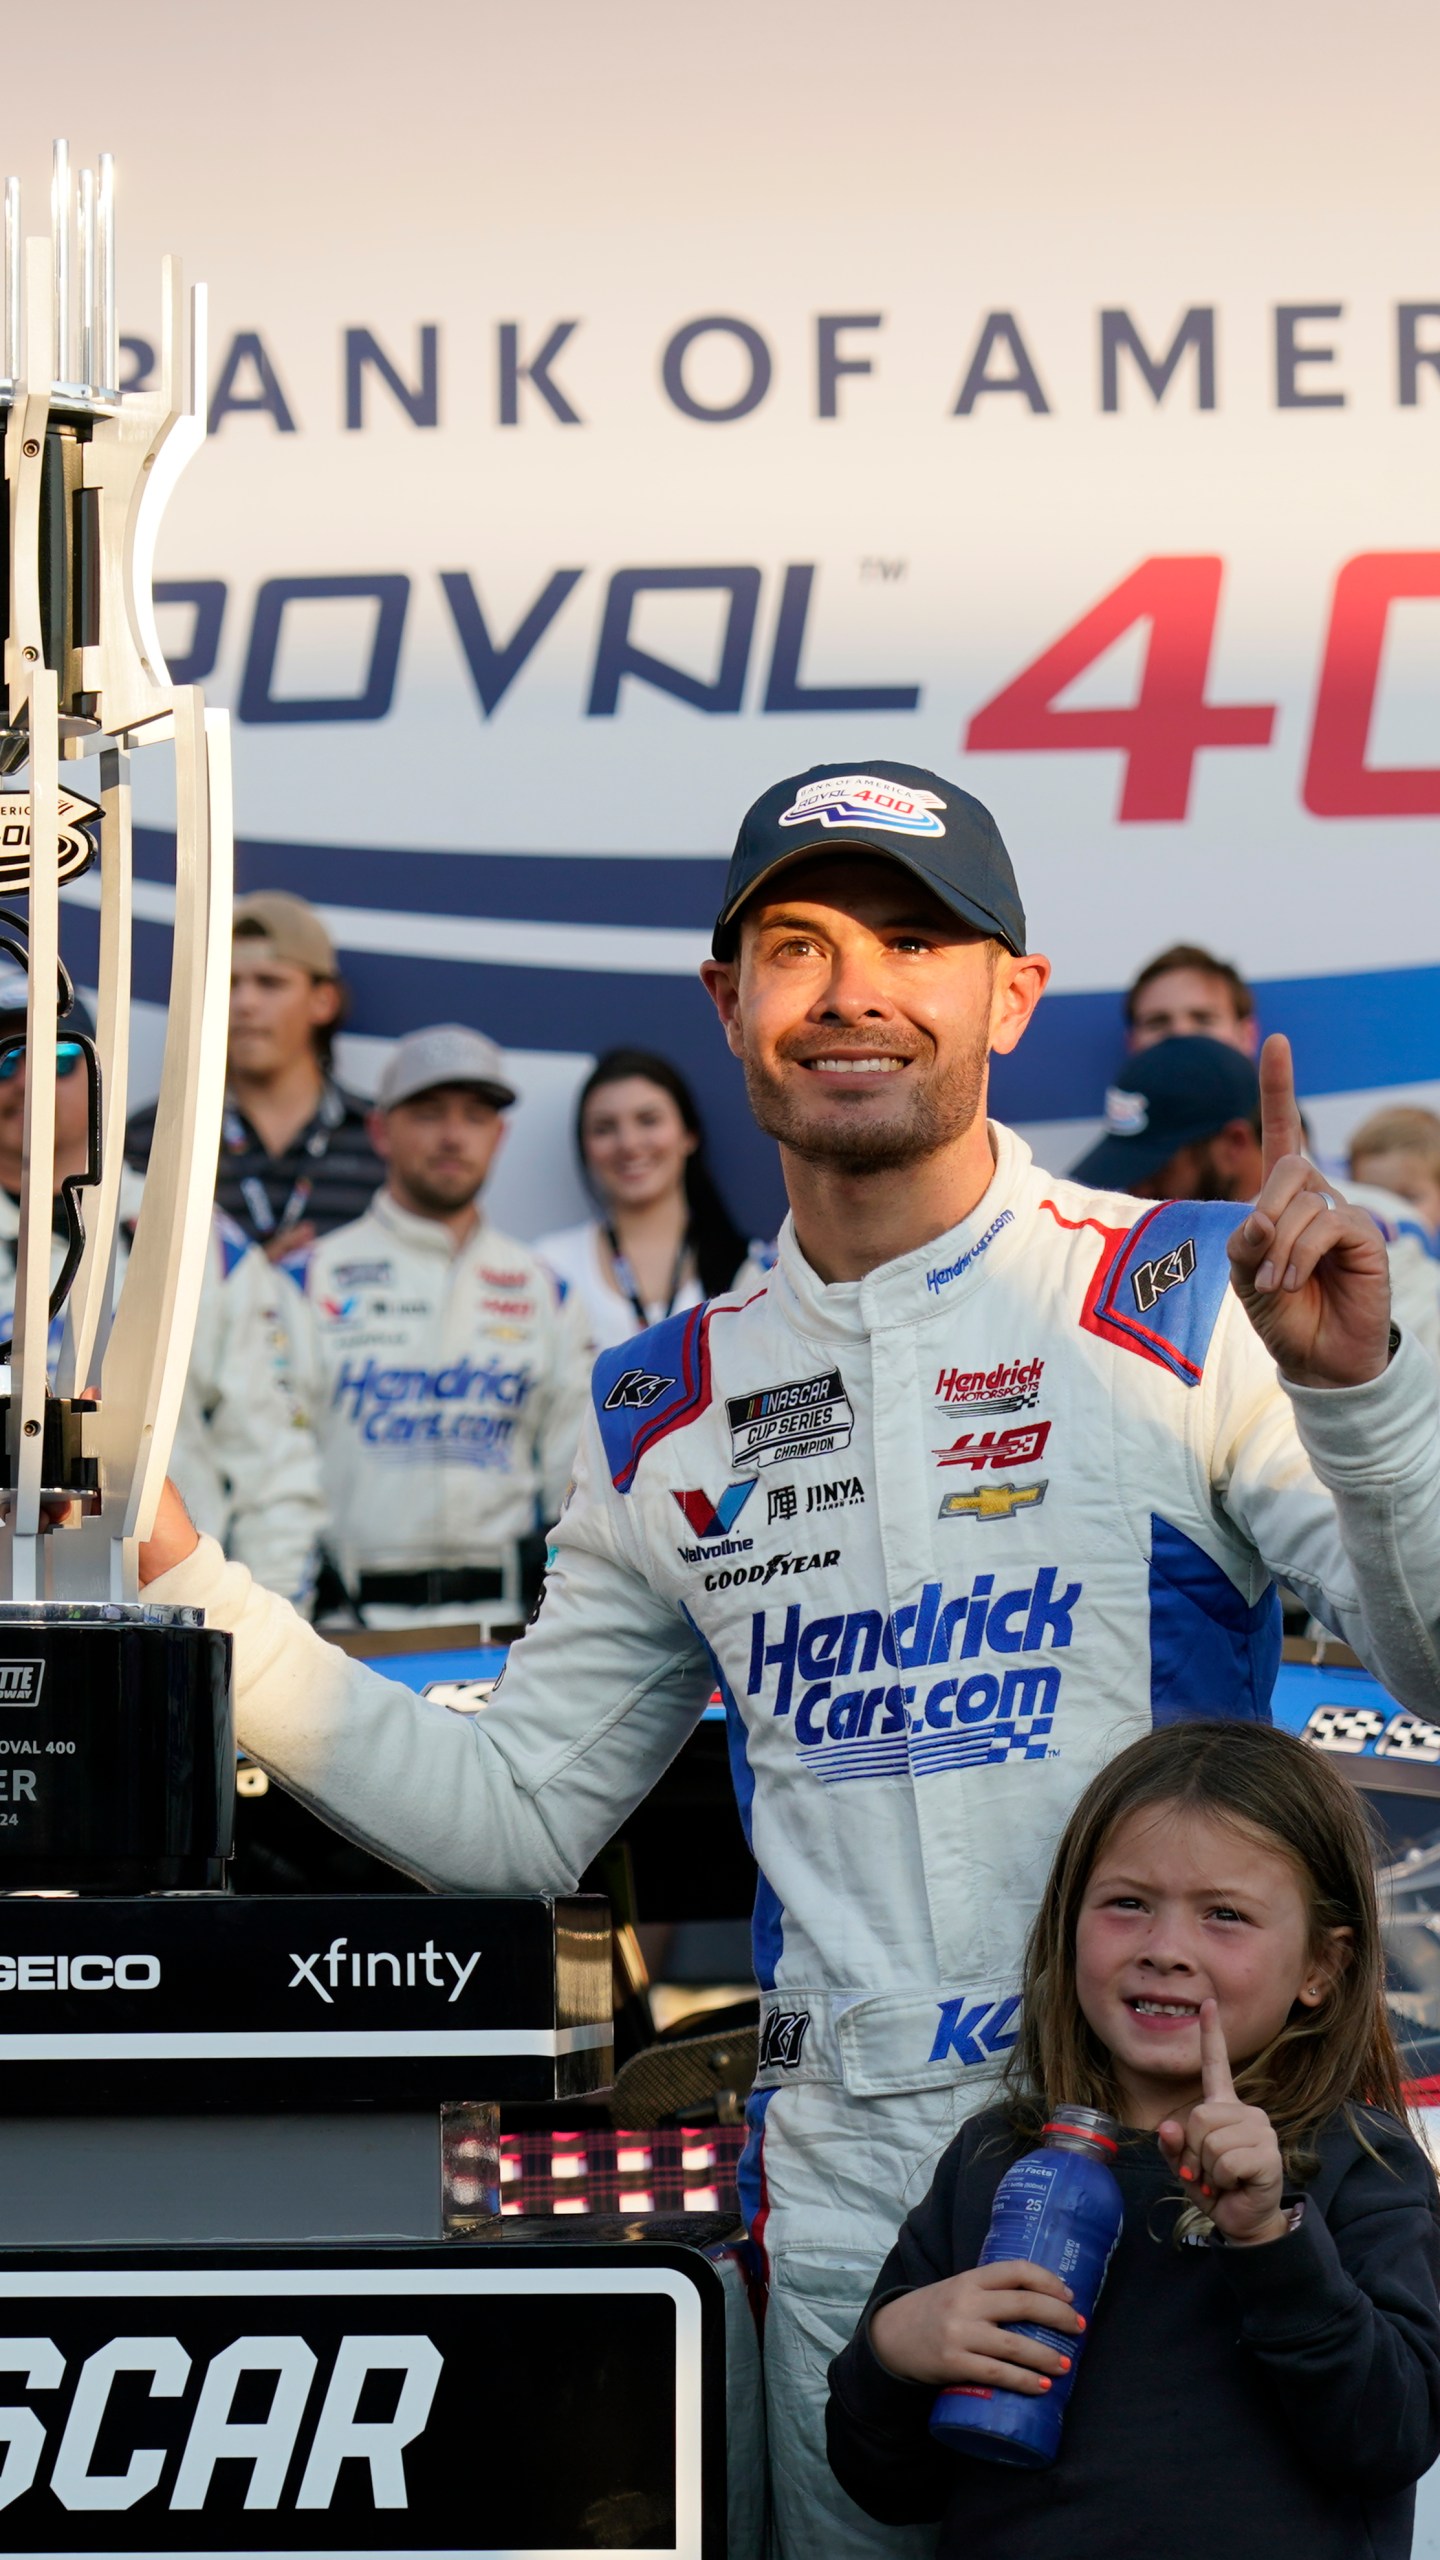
[9,0,1440,1236]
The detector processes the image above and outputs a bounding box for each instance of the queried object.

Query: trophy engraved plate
[0,143,233,1890]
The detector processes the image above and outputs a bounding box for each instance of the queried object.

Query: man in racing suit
[139,762,1440,2557]
[288,1023,591,1626]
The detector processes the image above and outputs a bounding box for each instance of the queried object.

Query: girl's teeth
[1132,2000,1198,2016]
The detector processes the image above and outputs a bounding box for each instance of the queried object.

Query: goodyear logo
[745,1571,1079,1783]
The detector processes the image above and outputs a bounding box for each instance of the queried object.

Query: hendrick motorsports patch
[726,1370,855,1470]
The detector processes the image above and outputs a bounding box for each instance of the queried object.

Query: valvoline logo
[320,1294,360,1325]
[672,1481,758,1540]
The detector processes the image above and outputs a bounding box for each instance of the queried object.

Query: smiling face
[1074,1801,1341,2127]
[702,853,1031,1175]
[580,1075,697,1215]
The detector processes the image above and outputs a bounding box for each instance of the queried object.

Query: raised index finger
[1199,1997,1235,2103]
[1258,1032,1304,1183]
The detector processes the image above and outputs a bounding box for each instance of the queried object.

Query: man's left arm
[1218,1035,1440,1705]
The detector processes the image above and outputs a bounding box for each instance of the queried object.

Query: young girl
[826,1721,1440,2560]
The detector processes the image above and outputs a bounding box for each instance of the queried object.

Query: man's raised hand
[1157,1998,1288,2246]
[1227,1033,1391,1388]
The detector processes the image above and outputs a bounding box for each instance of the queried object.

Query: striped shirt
[125,1078,383,1246]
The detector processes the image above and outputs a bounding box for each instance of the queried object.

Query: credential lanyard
[606,1224,690,1334]
[226,1094,339,1241]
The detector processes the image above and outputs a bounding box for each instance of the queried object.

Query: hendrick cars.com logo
[0,2257,708,2553]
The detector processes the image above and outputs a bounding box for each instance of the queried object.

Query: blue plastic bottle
[929,2104,1124,2468]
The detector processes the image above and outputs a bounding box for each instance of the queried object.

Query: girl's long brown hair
[1004,1720,1411,2175]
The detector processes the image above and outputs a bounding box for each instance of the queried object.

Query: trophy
[0,141,232,1890]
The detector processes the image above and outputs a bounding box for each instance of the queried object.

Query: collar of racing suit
[367,1185,485,1261]
[769,1119,1034,1339]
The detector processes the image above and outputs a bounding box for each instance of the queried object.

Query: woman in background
[538,1048,763,1352]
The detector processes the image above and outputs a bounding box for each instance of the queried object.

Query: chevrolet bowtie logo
[938,1479,1048,1522]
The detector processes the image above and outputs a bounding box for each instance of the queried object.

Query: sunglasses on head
[0,1040,86,1083]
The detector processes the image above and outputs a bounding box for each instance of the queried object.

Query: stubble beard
[740,1031,992,1176]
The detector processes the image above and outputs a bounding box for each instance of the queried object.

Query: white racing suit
[0,1181,324,1605]
[148,1126,1440,2556]
[285,1190,592,1625]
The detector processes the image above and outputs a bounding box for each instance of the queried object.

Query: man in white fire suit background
[286,1023,590,1627]
[140,763,1440,2556]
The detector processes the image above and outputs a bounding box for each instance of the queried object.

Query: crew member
[126,890,382,1262]
[1125,941,1258,1054]
[140,763,1440,2557]
[0,977,324,1606]
[287,1023,590,1627]
[1070,1036,1440,1363]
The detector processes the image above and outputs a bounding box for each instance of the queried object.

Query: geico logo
[0,1953,159,1992]
[289,1935,481,2004]
[746,1570,1081,1719]
[1,2332,441,2512]
[790,1662,1061,1746]
[332,1357,532,1421]
[705,1548,839,1591]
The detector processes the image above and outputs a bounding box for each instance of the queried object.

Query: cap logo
[1104,1086,1149,1136]
[778,774,946,839]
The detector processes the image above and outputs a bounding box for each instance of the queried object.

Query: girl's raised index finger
[1199,1997,1235,2102]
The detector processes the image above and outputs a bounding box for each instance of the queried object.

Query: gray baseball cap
[376,1024,517,1112]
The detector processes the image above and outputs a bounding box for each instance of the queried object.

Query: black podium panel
[0,1895,611,2112]
[0,2241,725,2556]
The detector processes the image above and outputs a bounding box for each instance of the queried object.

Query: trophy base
[0,1605,233,1895]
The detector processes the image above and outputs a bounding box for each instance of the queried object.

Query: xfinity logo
[0,1659,43,1705]
[289,1935,482,2005]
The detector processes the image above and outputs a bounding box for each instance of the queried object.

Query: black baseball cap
[1068,1037,1260,1190]
[711,761,1027,959]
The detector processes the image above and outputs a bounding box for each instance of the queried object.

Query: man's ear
[989,952,1051,1059]
[367,1108,391,1162]
[699,958,745,1062]
[308,977,343,1032]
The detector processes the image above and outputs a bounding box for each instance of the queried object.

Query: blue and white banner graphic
[11,0,1439,1232]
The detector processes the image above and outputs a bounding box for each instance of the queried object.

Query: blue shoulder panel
[1149,1516,1280,1724]
[1083,1199,1235,1387]
[592,1304,713,1494]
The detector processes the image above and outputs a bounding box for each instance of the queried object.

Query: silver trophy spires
[1,140,232,1606]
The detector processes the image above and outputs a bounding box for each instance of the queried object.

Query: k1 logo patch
[759,2008,811,2070]
[1131,1236,1196,1314]
[603,1367,676,1411]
